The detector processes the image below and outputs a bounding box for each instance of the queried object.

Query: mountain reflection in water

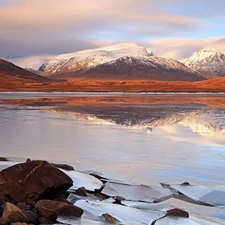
[1,93,225,136]
[46,94,225,136]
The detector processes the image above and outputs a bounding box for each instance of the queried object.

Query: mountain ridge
[182,48,225,78]
[8,43,225,81]
[85,55,204,81]
[1,43,225,91]
[37,43,204,82]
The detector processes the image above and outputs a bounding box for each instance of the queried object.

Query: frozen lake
[1,92,225,221]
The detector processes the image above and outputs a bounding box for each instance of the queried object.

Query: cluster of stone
[0,158,200,225]
[0,159,83,225]
[1,156,223,224]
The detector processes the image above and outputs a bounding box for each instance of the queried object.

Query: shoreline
[0,78,225,92]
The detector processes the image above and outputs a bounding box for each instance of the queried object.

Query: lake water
[1,92,225,220]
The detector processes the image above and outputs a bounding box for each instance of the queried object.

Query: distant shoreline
[0,78,225,92]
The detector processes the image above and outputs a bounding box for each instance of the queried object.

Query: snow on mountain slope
[88,55,204,81]
[39,43,153,76]
[182,49,225,78]
[38,42,204,81]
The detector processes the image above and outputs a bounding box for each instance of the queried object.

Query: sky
[0,0,225,67]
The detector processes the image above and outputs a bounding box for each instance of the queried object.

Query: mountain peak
[39,43,153,75]
[195,48,224,56]
[182,48,225,78]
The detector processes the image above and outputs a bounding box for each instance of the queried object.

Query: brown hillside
[0,58,52,89]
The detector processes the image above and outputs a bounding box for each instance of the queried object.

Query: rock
[0,194,5,206]
[0,158,9,162]
[102,213,120,224]
[16,203,28,211]
[25,211,39,224]
[51,163,74,171]
[74,187,88,197]
[166,208,189,218]
[35,199,83,221]
[0,205,3,217]
[0,160,73,203]
[55,197,71,204]
[2,202,33,223]
[17,203,33,212]
[114,196,125,204]
[15,203,38,223]
[10,223,34,225]
[95,193,108,200]
[0,218,10,225]
[38,217,55,224]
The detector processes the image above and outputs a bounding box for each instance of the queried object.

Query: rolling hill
[0,58,50,90]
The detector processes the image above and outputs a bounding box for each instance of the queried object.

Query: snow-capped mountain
[182,49,225,78]
[39,43,152,76]
[88,55,203,81]
[38,43,204,81]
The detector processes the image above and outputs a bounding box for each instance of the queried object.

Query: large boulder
[0,160,73,203]
[35,199,83,221]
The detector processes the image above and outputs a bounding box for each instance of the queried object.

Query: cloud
[148,36,225,60]
[8,55,54,70]
[0,36,99,58]
[0,0,198,33]
[1,0,225,62]
[0,0,203,58]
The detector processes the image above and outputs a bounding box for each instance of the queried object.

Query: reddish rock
[38,217,55,224]
[166,208,189,218]
[74,187,88,197]
[16,203,28,211]
[35,199,83,221]
[0,173,27,203]
[0,160,73,203]
[24,211,39,224]
[0,157,8,162]
[2,202,33,223]
[102,213,119,224]
[51,163,74,171]
[0,218,10,225]
[0,194,5,206]
[10,223,34,225]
